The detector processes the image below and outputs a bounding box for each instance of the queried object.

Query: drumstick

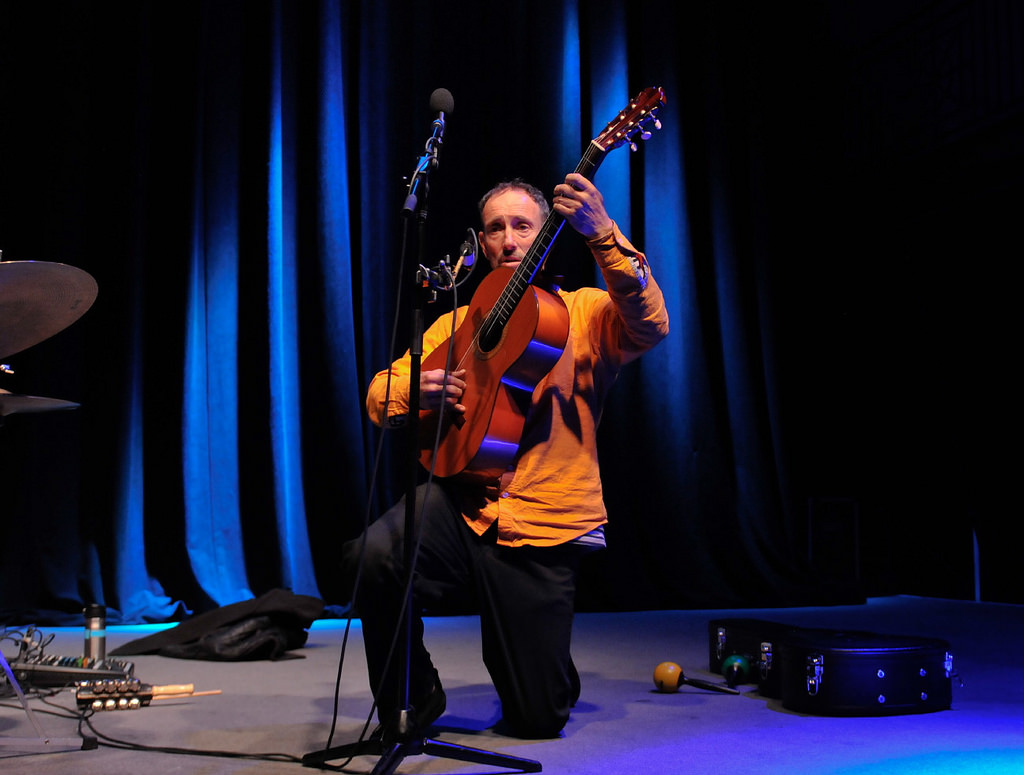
[150,683,222,699]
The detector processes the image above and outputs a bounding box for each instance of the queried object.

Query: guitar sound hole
[477,313,505,352]
[478,318,503,353]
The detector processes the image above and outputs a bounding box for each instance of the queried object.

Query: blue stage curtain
[21,0,1010,623]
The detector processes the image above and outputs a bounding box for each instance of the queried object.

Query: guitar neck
[515,140,607,286]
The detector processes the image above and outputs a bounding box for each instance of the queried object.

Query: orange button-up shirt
[366,223,669,547]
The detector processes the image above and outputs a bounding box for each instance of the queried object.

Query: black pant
[341,482,585,738]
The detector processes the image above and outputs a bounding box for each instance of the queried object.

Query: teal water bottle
[83,603,106,664]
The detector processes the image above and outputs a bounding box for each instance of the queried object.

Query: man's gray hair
[477,178,550,222]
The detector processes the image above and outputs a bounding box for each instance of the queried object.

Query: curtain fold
[182,2,252,607]
[265,0,319,599]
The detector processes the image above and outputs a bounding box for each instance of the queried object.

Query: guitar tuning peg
[654,118,662,130]
[640,128,652,141]
[629,140,638,152]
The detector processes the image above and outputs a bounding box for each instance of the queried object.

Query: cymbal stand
[0,251,98,754]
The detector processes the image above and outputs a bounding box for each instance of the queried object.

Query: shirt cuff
[586,222,651,290]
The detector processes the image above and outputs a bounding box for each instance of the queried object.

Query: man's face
[479,188,545,271]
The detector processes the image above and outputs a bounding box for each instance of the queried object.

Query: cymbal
[0,260,99,361]
[0,388,79,417]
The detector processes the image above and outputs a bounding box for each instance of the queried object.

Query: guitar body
[419,266,569,481]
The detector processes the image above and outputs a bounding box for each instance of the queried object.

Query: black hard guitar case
[708,618,953,716]
[777,628,953,716]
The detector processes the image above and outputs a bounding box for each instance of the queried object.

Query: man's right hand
[420,368,467,414]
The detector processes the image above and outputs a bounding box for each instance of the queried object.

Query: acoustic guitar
[419,87,666,482]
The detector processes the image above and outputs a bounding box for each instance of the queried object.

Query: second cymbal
[0,388,80,418]
[0,260,99,361]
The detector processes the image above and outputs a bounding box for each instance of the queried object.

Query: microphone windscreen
[430,88,455,114]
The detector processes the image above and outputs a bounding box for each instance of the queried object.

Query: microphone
[403,88,454,216]
[452,227,477,282]
[424,87,453,169]
[457,228,476,268]
[429,88,454,136]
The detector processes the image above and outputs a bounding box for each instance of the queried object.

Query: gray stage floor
[2,595,1023,774]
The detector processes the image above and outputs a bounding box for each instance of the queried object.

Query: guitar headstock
[593,87,666,153]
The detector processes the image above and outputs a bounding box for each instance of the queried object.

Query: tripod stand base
[0,650,97,754]
[302,734,542,774]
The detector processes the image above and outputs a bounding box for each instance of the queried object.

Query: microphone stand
[303,109,541,775]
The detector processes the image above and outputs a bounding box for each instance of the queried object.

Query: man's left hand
[553,173,614,241]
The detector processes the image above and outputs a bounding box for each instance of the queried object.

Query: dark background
[0,0,1020,623]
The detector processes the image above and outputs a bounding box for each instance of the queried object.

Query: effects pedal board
[8,654,135,688]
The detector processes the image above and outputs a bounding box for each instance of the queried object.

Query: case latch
[759,641,773,680]
[805,653,824,696]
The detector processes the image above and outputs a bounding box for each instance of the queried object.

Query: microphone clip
[419,227,478,296]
